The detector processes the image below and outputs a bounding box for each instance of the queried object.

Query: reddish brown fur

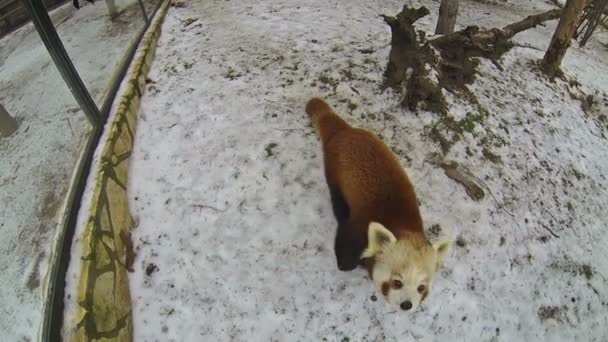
[420,288,429,302]
[381,282,390,297]
[306,97,426,270]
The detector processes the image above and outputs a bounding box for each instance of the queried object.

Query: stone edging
[67,1,170,341]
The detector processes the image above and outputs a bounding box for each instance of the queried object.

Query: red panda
[306,97,450,311]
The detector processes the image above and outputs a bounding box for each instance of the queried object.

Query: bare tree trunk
[435,0,459,35]
[0,103,18,137]
[541,0,586,77]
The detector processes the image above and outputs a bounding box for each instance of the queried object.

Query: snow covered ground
[0,0,155,340]
[129,0,608,341]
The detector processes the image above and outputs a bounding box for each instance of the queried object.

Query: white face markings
[362,222,451,312]
[371,241,435,311]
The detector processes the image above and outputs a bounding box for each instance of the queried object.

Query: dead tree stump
[382,6,431,87]
[382,6,447,113]
[382,5,562,112]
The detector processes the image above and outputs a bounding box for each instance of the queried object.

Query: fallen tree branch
[429,9,563,57]
[512,42,543,50]
[439,161,485,201]
[429,9,560,48]
[503,9,563,38]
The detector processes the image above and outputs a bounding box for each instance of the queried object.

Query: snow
[129,0,608,341]
[0,0,155,340]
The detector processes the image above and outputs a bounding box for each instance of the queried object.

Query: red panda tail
[305,97,350,145]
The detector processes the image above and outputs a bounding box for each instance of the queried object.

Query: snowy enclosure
[129,0,608,341]
[0,0,156,340]
[128,0,608,341]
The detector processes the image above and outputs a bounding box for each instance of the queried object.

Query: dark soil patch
[145,263,159,276]
[456,235,467,248]
[428,224,442,238]
[538,305,567,322]
[265,142,278,157]
[499,236,506,246]
[550,257,594,280]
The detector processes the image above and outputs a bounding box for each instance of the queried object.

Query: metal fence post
[21,0,102,127]
[0,103,18,137]
[137,0,148,22]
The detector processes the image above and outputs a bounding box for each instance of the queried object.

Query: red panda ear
[433,239,451,270]
[361,222,396,259]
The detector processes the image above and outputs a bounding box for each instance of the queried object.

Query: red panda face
[370,242,436,311]
[361,222,451,312]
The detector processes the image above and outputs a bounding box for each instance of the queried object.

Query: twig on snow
[238,199,246,214]
[474,175,515,218]
[542,210,562,238]
[191,203,230,212]
[512,42,543,51]
[65,118,75,136]
[540,222,561,238]
[587,282,601,297]
[274,128,306,132]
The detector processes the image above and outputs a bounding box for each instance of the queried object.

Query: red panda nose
[400,301,413,311]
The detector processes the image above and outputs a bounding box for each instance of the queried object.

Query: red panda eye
[392,280,403,289]
[417,285,426,293]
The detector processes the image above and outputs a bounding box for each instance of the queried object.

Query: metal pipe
[0,103,18,137]
[21,0,102,126]
[137,0,149,22]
